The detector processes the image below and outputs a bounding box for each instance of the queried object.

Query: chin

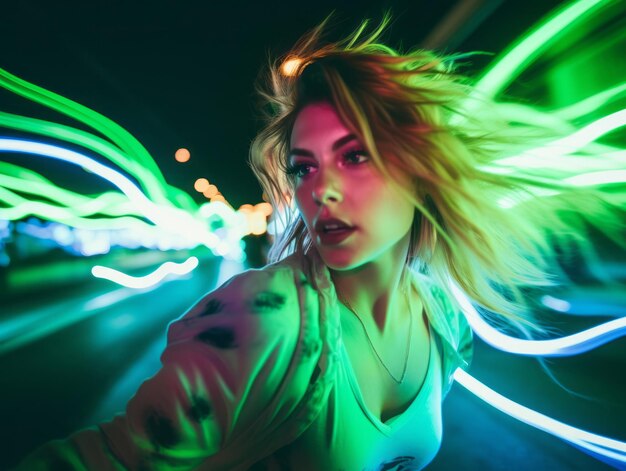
[317,248,363,272]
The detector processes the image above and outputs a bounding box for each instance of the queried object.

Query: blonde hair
[249,13,624,334]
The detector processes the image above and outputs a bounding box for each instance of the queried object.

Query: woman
[14,14,622,471]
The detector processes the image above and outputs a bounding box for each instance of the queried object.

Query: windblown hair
[249,13,625,333]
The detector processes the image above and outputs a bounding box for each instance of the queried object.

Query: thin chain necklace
[338,286,413,385]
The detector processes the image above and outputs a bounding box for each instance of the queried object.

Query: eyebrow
[288,133,358,160]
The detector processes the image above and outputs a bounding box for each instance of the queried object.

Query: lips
[317,227,356,245]
[314,217,356,245]
[314,217,354,233]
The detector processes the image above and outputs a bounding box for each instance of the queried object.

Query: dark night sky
[1,0,563,208]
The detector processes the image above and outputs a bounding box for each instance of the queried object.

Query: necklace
[338,287,413,385]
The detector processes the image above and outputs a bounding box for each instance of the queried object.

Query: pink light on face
[289,102,415,272]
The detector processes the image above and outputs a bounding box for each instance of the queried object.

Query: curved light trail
[91,257,200,289]
[453,369,626,465]
[450,279,626,356]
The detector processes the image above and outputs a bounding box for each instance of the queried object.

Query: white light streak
[92,257,199,289]
[541,295,571,312]
[555,82,626,121]
[566,170,626,187]
[546,109,626,155]
[449,280,626,356]
[453,369,626,462]
[494,110,626,166]
[0,138,219,248]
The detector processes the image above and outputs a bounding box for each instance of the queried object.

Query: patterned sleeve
[13,263,334,471]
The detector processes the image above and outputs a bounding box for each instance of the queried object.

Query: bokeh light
[211,194,227,205]
[203,184,218,199]
[281,57,303,77]
[194,178,210,192]
[174,148,190,162]
[255,202,272,216]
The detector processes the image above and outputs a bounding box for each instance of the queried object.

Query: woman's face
[289,101,415,271]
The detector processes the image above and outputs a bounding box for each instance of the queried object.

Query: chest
[341,305,432,424]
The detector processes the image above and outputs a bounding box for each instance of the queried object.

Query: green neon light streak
[0,162,140,217]
[495,109,626,166]
[494,103,576,133]
[554,82,626,121]
[0,111,195,212]
[474,0,610,97]
[0,186,155,231]
[0,68,168,197]
[0,136,251,256]
[0,69,252,257]
[539,109,626,156]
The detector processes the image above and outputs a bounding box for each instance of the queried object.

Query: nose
[312,170,343,206]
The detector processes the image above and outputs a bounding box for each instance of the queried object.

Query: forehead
[290,102,351,148]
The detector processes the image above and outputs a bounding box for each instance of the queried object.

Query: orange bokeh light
[255,202,273,216]
[175,148,191,162]
[194,178,210,192]
[281,57,303,77]
[211,194,228,205]
[203,185,218,198]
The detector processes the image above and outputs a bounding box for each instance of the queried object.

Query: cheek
[294,186,305,208]
[294,187,314,220]
[374,189,414,228]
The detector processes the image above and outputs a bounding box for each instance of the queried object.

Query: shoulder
[412,272,473,367]
[166,255,316,346]
[412,273,473,398]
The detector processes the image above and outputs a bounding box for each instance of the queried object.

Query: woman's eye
[285,150,367,179]
[285,163,315,179]
[343,149,369,165]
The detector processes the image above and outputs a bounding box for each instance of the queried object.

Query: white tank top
[261,325,443,470]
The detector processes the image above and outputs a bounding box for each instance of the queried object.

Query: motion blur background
[1,0,625,469]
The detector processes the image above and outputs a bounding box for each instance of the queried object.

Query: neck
[330,234,411,336]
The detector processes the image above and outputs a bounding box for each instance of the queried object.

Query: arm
[15,264,334,470]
